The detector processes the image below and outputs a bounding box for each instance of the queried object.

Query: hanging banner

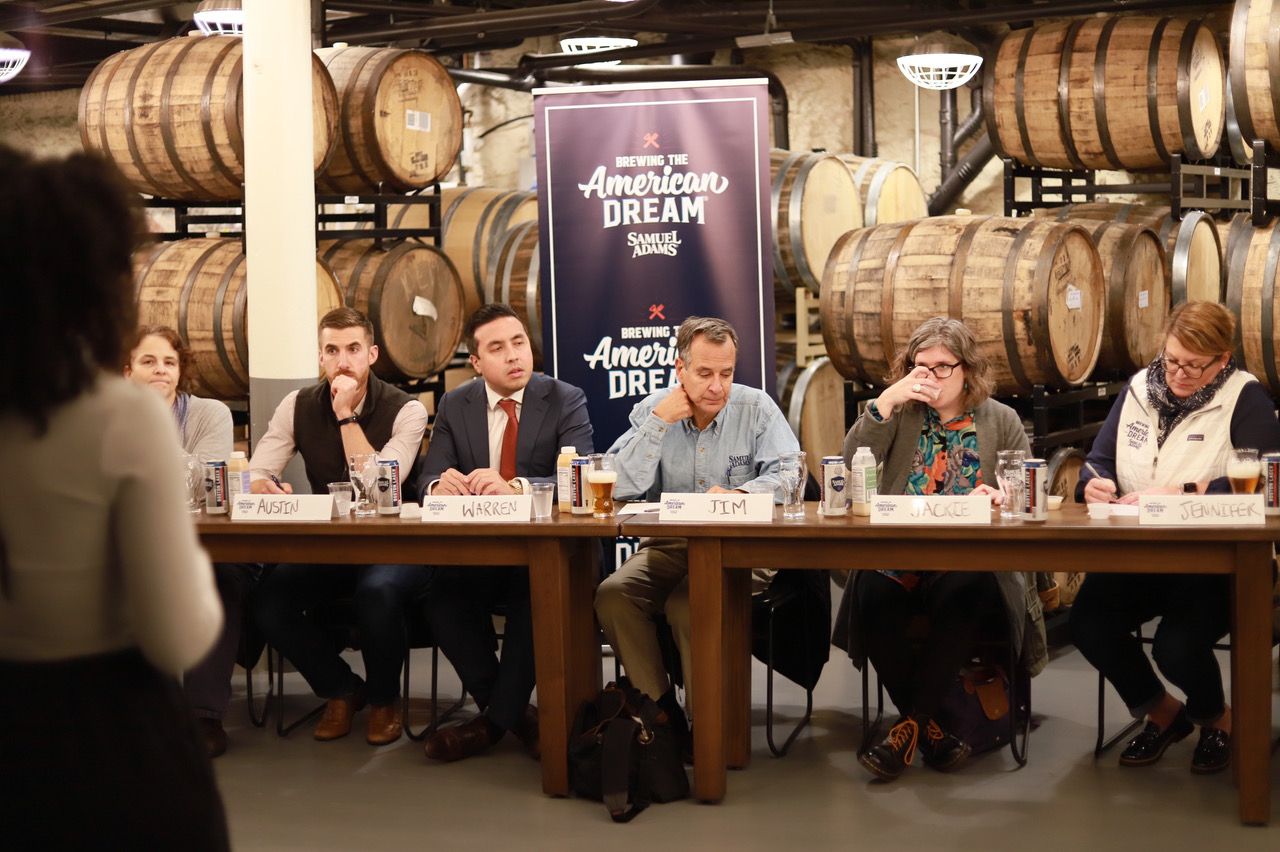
[533,79,775,447]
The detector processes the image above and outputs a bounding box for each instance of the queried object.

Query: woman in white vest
[1071,302,1280,775]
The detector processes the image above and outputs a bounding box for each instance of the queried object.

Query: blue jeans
[252,563,434,706]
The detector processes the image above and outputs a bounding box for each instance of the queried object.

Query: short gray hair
[676,316,738,363]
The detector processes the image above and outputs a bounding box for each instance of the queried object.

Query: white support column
[242,0,318,488]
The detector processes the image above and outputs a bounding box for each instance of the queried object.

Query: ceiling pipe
[928,132,995,216]
[328,0,662,44]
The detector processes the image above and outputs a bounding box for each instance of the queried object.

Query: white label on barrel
[405,109,431,132]
[1138,289,1149,309]
[344,196,359,205]
[412,296,438,319]
[1199,88,1208,111]
[1066,286,1082,310]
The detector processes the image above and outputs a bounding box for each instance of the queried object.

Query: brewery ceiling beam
[0,0,173,33]
[325,0,476,14]
[7,16,163,40]
[326,0,663,44]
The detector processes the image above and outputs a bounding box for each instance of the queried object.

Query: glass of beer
[587,453,617,519]
[1228,448,1261,494]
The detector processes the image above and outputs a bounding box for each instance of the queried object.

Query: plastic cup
[531,482,555,520]
[328,481,355,516]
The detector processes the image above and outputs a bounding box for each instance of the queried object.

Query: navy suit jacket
[411,372,594,500]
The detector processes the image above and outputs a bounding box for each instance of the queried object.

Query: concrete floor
[212,637,1280,851]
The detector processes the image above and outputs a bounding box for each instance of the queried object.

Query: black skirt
[0,647,229,851]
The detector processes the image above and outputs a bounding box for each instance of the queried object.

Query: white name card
[659,492,773,523]
[420,495,532,523]
[230,494,334,522]
[1138,494,1265,526]
[869,494,991,525]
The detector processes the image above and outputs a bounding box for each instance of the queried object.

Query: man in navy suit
[411,303,593,762]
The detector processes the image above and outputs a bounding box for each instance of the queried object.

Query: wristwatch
[1182,482,1198,494]
[508,478,524,494]
[336,415,359,427]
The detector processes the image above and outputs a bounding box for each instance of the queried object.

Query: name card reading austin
[231,494,334,522]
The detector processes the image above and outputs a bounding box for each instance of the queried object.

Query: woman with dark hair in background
[0,146,228,848]
[832,317,1048,782]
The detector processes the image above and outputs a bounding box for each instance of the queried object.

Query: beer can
[376,458,401,515]
[570,457,592,514]
[1022,458,1048,521]
[204,460,228,514]
[820,455,848,515]
[1263,452,1280,516]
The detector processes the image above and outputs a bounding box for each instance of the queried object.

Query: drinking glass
[349,453,380,517]
[587,453,617,519]
[996,449,1026,520]
[328,481,355,516]
[778,451,806,520]
[181,453,203,513]
[530,483,555,520]
[1228,448,1261,494]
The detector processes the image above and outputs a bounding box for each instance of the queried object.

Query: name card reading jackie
[231,494,334,522]
[1138,494,1265,526]
[659,492,773,523]
[869,494,991,525]
[421,495,532,523]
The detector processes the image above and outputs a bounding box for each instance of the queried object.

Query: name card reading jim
[1138,494,1264,526]
[421,495,532,523]
[659,492,773,523]
[869,495,991,525]
[231,494,334,521]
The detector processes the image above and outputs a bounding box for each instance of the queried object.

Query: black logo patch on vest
[1187,434,1204,442]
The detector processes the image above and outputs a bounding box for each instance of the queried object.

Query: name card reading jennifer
[869,494,991,525]
[659,492,773,523]
[1138,494,1264,526]
[420,495,532,523]
[231,494,334,521]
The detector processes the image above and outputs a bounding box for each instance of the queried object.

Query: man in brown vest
[249,307,429,746]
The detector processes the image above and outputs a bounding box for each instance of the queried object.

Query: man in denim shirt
[595,316,798,744]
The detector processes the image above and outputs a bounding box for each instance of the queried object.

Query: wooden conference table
[197,512,613,797]
[624,504,1280,826]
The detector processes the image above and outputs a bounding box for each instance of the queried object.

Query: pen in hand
[1083,461,1120,501]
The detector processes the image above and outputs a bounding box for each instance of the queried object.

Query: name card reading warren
[1138,494,1265,526]
[231,494,334,521]
[869,494,991,525]
[658,492,773,523]
[421,495,532,523]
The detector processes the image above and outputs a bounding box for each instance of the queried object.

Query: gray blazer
[832,397,1050,677]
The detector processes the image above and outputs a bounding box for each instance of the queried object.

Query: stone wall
[0,88,82,157]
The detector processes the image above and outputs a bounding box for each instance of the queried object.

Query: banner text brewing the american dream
[577,161,730,229]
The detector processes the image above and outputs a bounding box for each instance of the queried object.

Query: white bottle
[848,446,878,517]
[556,446,576,513]
[228,451,251,497]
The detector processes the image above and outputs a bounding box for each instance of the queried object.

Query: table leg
[725,567,752,770]
[1231,542,1272,826]
[529,537,602,797]
[688,537,728,802]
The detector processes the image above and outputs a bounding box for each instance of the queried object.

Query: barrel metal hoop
[364,50,409,188]
[948,216,985,322]
[834,228,872,382]
[470,194,505,299]
[1260,223,1280,392]
[866,163,898,228]
[787,358,827,437]
[1176,21,1205,159]
[1057,19,1089,170]
[1229,0,1258,144]
[1103,225,1135,370]
[488,192,532,276]
[770,153,802,291]
[850,159,877,225]
[338,48,384,192]
[223,52,244,177]
[78,55,108,155]
[521,225,542,352]
[982,38,1004,162]
[159,37,211,199]
[1224,215,1250,364]
[176,240,226,354]
[1000,224,1038,391]
[346,241,378,306]
[880,222,917,381]
[1146,18,1173,164]
[789,153,827,294]
[229,259,250,393]
[213,250,248,396]
[199,38,244,195]
[438,186,473,234]
[1092,16,1125,171]
[1014,30,1040,167]
[122,40,171,197]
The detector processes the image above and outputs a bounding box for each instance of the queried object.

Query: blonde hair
[1164,301,1235,358]
[890,317,994,409]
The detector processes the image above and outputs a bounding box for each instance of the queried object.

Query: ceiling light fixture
[0,32,30,84]
[193,0,245,37]
[559,37,639,69]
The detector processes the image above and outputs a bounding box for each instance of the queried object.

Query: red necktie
[498,398,519,481]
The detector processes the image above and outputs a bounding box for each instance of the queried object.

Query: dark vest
[293,375,414,493]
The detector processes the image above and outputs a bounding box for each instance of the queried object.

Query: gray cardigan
[831,397,1050,677]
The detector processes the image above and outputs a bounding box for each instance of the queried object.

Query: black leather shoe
[512,704,540,761]
[197,717,227,759]
[859,717,919,781]
[921,718,971,772]
[423,715,500,762]
[1118,707,1194,767]
[656,690,692,765]
[1190,726,1231,774]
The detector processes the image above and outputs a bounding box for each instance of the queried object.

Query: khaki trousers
[594,537,772,714]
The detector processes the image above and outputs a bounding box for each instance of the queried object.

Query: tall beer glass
[587,453,617,519]
[1228,448,1261,494]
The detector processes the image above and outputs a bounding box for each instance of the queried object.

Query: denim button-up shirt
[606,384,799,501]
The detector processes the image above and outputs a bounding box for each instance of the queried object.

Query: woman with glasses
[1071,301,1280,774]
[832,317,1048,781]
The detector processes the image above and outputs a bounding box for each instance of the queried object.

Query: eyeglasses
[913,362,961,379]
[1159,352,1217,379]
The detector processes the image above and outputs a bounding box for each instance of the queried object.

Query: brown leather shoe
[198,717,227,759]
[423,715,499,762]
[512,704,540,760]
[314,693,366,742]
[366,703,403,746]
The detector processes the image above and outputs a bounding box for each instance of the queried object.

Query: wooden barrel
[777,357,847,482]
[1035,203,1222,305]
[770,150,863,295]
[315,46,463,194]
[318,239,464,382]
[1222,214,1280,395]
[133,239,343,399]
[1228,0,1280,155]
[488,220,543,362]
[79,35,338,201]
[984,16,1224,170]
[835,155,928,225]
[819,215,1105,395]
[1048,446,1086,503]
